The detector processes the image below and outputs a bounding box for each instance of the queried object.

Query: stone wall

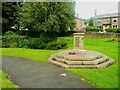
[85,32,120,38]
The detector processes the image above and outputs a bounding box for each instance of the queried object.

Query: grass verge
[1,37,119,88]
[0,70,17,89]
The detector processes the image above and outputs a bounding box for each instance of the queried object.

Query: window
[105,18,110,23]
[105,25,107,27]
[97,26,101,28]
[113,25,118,28]
[114,20,117,22]
[97,19,101,23]
[106,19,109,22]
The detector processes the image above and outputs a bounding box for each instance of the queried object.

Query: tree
[84,19,89,26]
[2,2,22,33]
[19,2,75,34]
[89,17,93,26]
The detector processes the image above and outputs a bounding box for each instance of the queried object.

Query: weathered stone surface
[49,59,70,68]
[82,61,95,65]
[96,59,115,68]
[93,56,109,65]
[74,33,85,50]
[66,61,83,65]
[55,58,82,65]
[48,32,115,68]
[57,50,103,61]
[48,50,115,69]
[70,65,97,68]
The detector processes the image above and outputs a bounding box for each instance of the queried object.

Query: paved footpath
[2,56,96,88]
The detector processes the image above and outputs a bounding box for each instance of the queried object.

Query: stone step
[69,65,97,68]
[48,53,115,68]
[55,58,67,63]
[93,56,109,64]
[82,56,109,65]
[96,59,115,68]
[54,56,109,65]
[55,58,82,65]
[49,54,57,59]
[49,59,97,68]
[48,59,70,68]
[49,58,115,69]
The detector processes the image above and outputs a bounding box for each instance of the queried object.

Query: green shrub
[2,40,18,48]
[2,31,19,48]
[46,38,67,50]
[4,31,17,36]
[2,36,18,48]
[2,31,64,49]
[2,33,48,49]
[16,30,41,37]
[105,28,120,33]
[0,35,2,40]
[0,35,2,48]
[0,42,1,48]
[86,28,100,32]
[39,32,57,43]
[18,39,30,48]
[28,38,46,49]
[16,30,28,36]
[2,35,47,49]
[2,35,30,48]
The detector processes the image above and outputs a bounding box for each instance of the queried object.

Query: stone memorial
[48,33,115,68]
[74,33,85,50]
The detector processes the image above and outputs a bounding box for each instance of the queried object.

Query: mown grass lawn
[1,37,119,88]
[0,70,16,89]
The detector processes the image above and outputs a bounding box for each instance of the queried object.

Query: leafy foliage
[28,38,46,49]
[84,19,89,25]
[16,30,40,37]
[18,39,30,48]
[2,31,67,50]
[105,28,120,33]
[20,2,75,33]
[2,2,22,33]
[46,38,67,50]
[86,28,100,32]
[2,37,119,88]
[2,31,30,48]
[4,31,17,36]
[89,17,93,26]
[39,32,57,43]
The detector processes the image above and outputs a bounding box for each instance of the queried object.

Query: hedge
[86,28,100,32]
[2,31,67,50]
[105,28,120,33]
[46,38,67,50]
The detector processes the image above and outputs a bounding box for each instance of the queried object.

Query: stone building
[75,17,85,31]
[93,13,120,31]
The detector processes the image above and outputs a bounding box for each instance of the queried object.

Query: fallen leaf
[60,73,67,77]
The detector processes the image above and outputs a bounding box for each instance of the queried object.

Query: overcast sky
[75,0,119,19]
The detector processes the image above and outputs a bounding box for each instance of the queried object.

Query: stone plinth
[48,50,115,68]
[48,33,115,69]
[73,33,85,50]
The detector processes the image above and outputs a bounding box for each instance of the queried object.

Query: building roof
[93,13,120,19]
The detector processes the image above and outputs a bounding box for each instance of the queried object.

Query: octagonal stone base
[48,50,115,68]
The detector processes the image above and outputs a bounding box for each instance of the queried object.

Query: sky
[75,0,119,19]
